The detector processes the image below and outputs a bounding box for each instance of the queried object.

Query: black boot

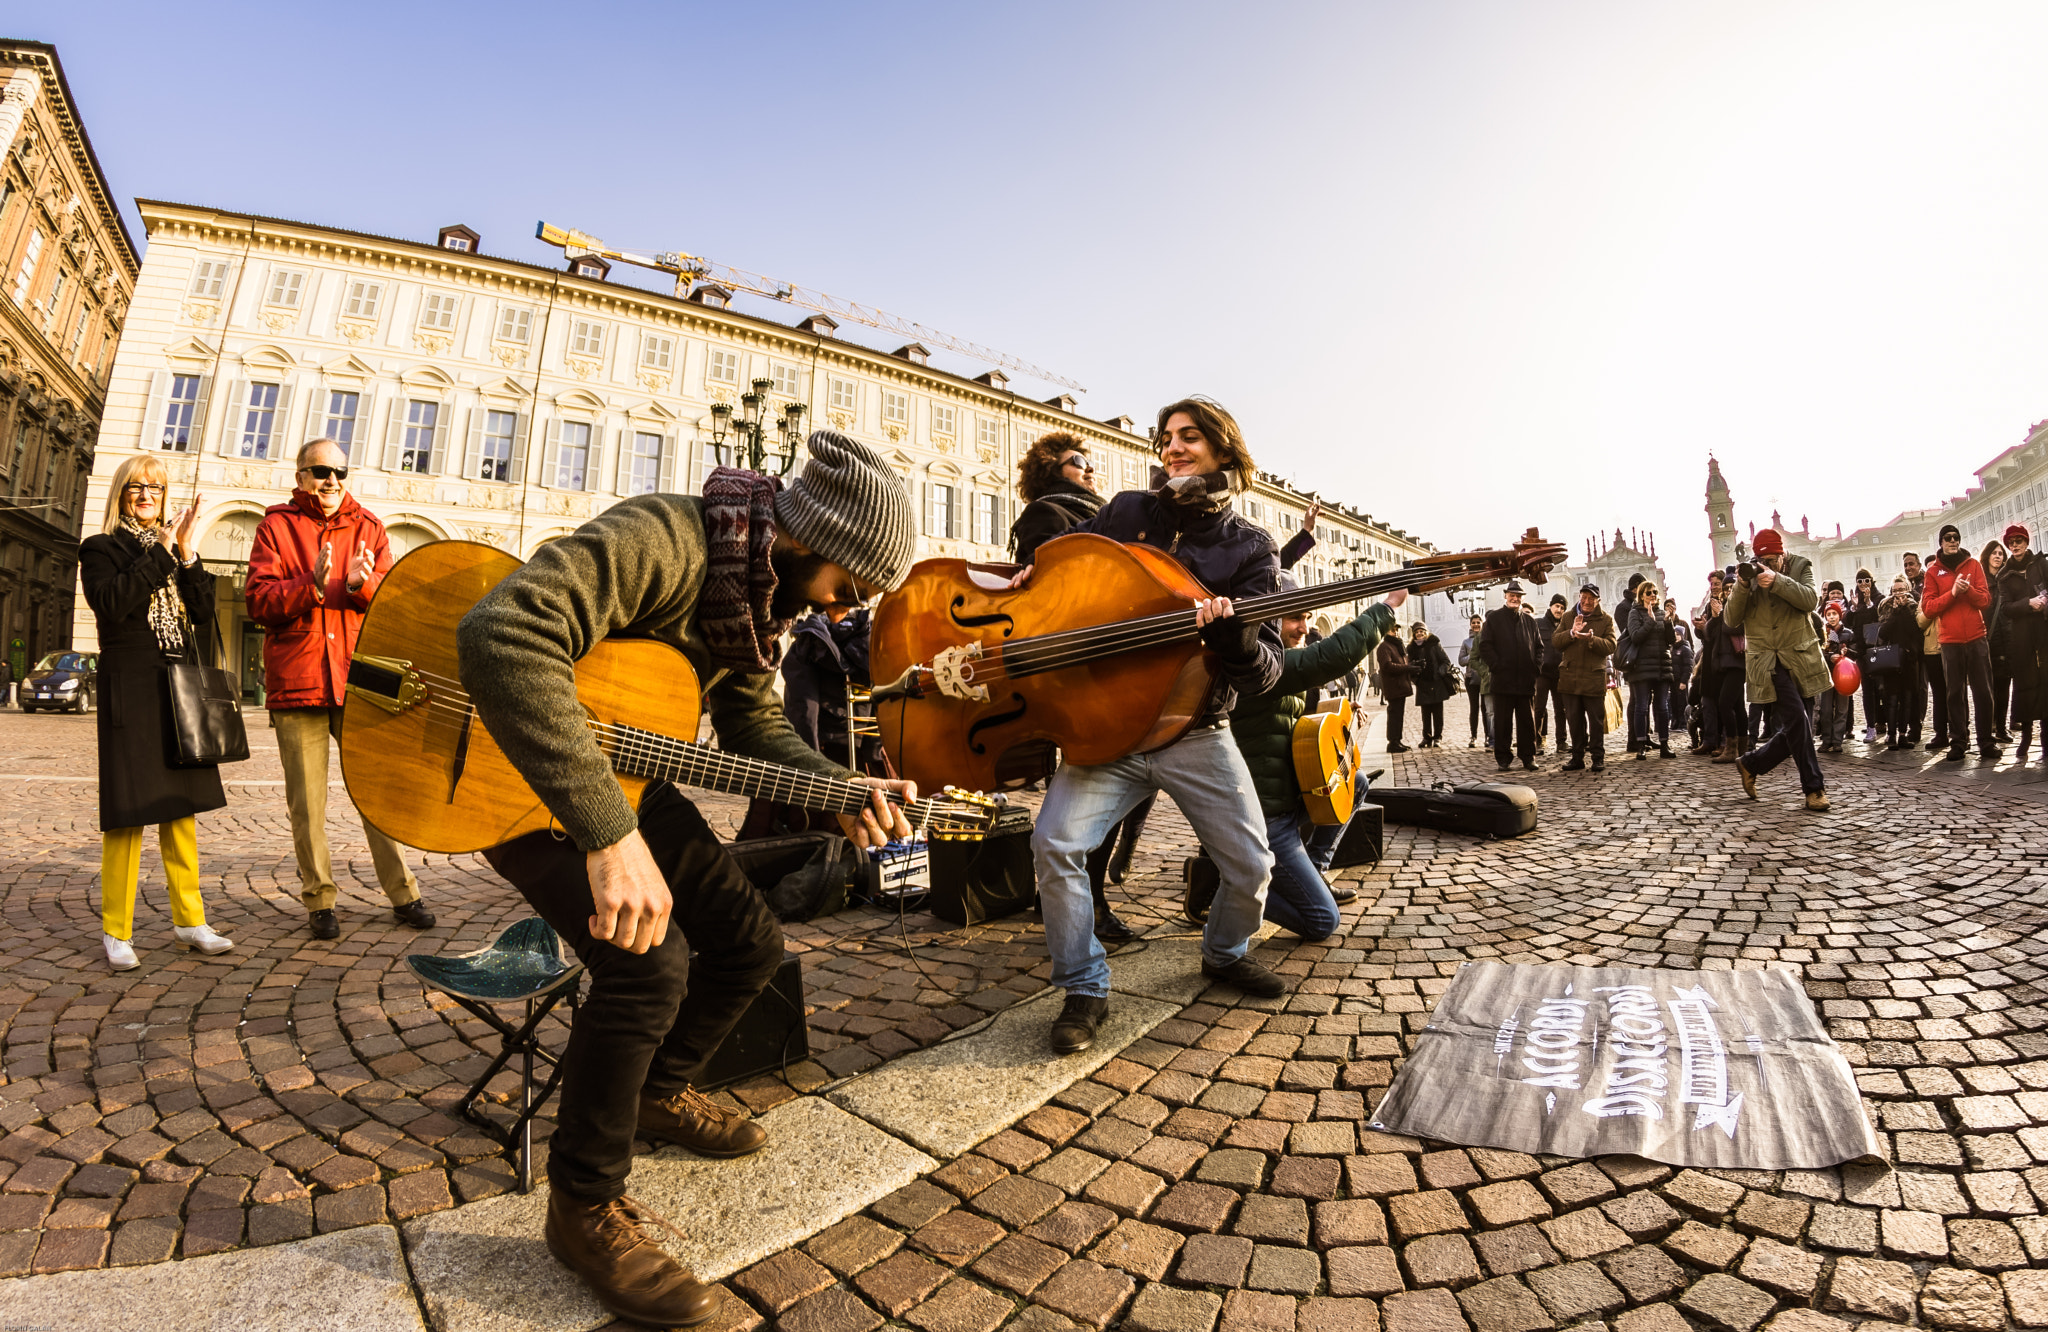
[1050,995,1109,1054]
[1105,804,1150,885]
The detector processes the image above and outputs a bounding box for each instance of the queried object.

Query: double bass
[870,527,1566,793]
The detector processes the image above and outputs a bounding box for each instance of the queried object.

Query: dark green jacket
[1230,603,1396,818]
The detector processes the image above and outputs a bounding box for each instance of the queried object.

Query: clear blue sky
[36,0,2048,596]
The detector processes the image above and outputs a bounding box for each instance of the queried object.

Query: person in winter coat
[1876,576,1923,749]
[1815,604,1857,752]
[1615,573,1647,751]
[1377,631,1414,753]
[1459,614,1492,749]
[1534,593,1568,752]
[245,439,433,941]
[1997,524,2048,760]
[1479,581,1545,771]
[1227,587,1407,941]
[1703,597,1747,761]
[1410,623,1454,748]
[1845,569,1884,743]
[1921,522,1997,761]
[1625,581,1677,758]
[79,455,235,971]
[1008,432,1152,936]
[1552,582,1617,772]
[1725,529,1831,811]
[1982,542,2013,745]
[1669,611,1698,744]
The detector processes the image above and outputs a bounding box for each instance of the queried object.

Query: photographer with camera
[1726,529,1831,812]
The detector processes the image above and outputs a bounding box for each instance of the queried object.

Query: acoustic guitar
[870,527,1564,793]
[1292,698,1363,826]
[336,541,1003,855]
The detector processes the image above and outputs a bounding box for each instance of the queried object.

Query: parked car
[19,651,97,713]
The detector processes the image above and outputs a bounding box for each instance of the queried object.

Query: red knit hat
[1752,529,1784,557]
[2007,523,2030,545]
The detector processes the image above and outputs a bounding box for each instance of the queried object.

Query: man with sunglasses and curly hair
[247,437,437,940]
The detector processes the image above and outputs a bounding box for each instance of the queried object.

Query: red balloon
[1833,659,1861,696]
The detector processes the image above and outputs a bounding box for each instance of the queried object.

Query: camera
[1735,562,1757,584]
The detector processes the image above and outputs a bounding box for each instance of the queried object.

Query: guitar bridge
[931,643,989,701]
[347,654,428,715]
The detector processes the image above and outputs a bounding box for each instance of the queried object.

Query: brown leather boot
[638,1085,768,1158]
[1711,741,1740,764]
[544,1190,718,1327]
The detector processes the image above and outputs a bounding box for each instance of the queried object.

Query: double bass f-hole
[967,693,1028,755]
[949,595,1015,637]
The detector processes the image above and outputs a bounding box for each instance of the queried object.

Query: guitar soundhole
[967,692,1028,755]
[949,595,1015,637]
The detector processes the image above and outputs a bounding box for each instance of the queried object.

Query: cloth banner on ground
[1369,961,1881,1170]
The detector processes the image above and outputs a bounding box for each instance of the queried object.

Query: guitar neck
[598,722,920,820]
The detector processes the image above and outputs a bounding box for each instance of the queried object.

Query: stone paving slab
[0,1223,423,1330]
[400,1095,934,1332]
[828,987,1182,1159]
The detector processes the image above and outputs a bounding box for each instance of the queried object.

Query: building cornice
[0,40,138,274]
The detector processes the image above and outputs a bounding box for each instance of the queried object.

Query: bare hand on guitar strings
[586,831,671,954]
[839,778,919,850]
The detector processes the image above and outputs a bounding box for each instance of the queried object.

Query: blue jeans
[1264,812,1340,942]
[1031,725,1273,999]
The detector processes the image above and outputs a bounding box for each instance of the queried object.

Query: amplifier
[928,803,1037,926]
[1326,802,1384,869]
[698,951,809,1090]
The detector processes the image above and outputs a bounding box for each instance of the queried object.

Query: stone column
[0,67,41,156]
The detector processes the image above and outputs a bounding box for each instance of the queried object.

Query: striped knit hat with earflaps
[772,430,918,592]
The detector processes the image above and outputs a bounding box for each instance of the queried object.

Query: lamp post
[709,377,807,476]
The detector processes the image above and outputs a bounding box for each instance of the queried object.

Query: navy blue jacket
[1074,490,1284,722]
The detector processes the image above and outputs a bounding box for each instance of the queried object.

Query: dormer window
[568,254,611,280]
[689,284,731,309]
[438,224,480,253]
[893,342,930,366]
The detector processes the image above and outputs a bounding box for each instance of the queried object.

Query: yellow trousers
[101,818,206,939]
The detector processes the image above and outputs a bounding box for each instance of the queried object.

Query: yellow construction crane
[535,221,1085,395]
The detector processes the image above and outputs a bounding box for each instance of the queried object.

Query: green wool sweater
[457,493,852,852]
[1229,603,1396,818]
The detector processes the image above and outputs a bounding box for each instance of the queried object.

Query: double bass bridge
[931,642,990,701]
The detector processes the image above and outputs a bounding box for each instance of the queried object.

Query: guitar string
[361,670,981,828]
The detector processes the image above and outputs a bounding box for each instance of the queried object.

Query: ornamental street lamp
[709,377,807,476]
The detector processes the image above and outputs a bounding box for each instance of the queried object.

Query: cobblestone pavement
[8,693,2048,1332]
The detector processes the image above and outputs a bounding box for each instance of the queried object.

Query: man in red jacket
[1922,521,1998,762]
[246,438,436,938]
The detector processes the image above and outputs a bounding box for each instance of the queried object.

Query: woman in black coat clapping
[80,456,234,972]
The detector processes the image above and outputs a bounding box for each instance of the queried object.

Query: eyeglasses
[122,483,166,498]
[1857,576,1873,582]
[302,464,349,481]
[1060,455,1094,474]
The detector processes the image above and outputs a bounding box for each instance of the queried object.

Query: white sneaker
[103,933,139,971]
[174,924,235,955]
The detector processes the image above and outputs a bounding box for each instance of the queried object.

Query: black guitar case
[1374,782,1537,839]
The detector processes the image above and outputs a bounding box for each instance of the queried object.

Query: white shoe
[174,924,235,955]
[103,933,139,971]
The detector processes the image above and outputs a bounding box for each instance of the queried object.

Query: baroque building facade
[83,202,1433,696]
[0,40,136,680]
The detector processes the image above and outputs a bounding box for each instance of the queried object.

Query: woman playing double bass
[1014,397,1289,1057]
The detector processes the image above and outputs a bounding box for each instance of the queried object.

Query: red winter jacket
[1920,554,1991,645]
[245,490,394,708]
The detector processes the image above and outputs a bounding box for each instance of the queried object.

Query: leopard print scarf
[120,516,187,655]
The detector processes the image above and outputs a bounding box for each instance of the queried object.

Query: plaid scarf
[698,467,791,672]
[120,516,187,655]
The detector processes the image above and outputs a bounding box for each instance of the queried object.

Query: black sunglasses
[303,464,349,481]
[1060,455,1094,474]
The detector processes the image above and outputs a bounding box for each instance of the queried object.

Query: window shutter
[382,400,405,472]
[541,420,562,488]
[949,487,962,540]
[271,383,295,457]
[922,482,932,538]
[589,425,612,494]
[217,378,247,455]
[431,399,453,475]
[613,428,631,494]
[139,370,168,448]
[463,407,485,482]
[189,374,214,453]
[508,412,530,484]
[658,433,677,493]
[351,385,378,466]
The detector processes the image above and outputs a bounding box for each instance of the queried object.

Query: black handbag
[166,611,250,768]
[1867,643,1907,673]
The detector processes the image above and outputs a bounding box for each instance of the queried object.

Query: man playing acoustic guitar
[456,431,918,1329]
[1015,397,1293,1057]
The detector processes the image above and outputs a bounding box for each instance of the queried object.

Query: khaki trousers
[273,707,419,912]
